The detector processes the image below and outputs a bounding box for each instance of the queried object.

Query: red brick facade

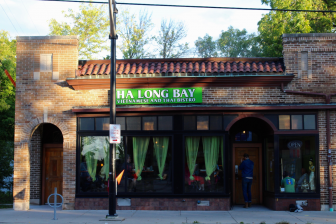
[75,198,230,211]
[14,34,336,211]
[30,126,41,203]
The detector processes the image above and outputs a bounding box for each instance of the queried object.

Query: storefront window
[304,115,316,129]
[279,136,316,193]
[126,136,172,193]
[143,117,157,130]
[80,118,94,130]
[279,115,290,130]
[184,136,224,193]
[79,136,125,193]
[291,115,303,130]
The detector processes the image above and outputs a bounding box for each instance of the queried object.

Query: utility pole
[107,0,118,218]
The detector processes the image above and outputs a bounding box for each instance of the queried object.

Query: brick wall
[30,126,41,201]
[75,198,230,211]
[14,34,336,211]
[14,36,79,210]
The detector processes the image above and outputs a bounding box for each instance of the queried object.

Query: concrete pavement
[0,205,335,224]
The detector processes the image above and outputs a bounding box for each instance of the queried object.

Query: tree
[49,3,110,59]
[217,26,261,57]
[258,0,336,57]
[0,30,15,191]
[153,19,189,58]
[194,34,218,58]
[0,30,16,112]
[118,10,154,59]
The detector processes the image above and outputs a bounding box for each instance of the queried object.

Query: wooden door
[42,144,63,204]
[233,144,262,205]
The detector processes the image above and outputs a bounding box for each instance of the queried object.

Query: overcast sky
[0,0,270,58]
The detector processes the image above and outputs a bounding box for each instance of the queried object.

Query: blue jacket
[239,159,254,178]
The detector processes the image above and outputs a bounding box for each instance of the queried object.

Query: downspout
[327,110,333,211]
[281,83,335,211]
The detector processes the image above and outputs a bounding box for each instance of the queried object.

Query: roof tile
[77,58,285,76]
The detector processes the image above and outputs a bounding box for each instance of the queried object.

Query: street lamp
[107,0,118,218]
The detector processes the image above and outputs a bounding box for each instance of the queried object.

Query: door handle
[235,165,238,174]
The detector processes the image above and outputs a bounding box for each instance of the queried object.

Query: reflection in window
[304,115,316,129]
[184,116,196,130]
[279,136,316,193]
[143,117,157,131]
[279,115,290,130]
[96,117,109,130]
[197,116,209,130]
[235,131,253,141]
[80,118,94,130]
[184,136,224,193]
[158,116,173,130]
[210,115,222,130]
[291,115,302,130]
[126,117,141,130]
[80,136,124,193]
[126,136,172,193]
[116,117,126,130]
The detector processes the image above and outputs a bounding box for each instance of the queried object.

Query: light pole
[107,0,118,218]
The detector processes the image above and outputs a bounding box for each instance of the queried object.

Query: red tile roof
[77,57,284,77]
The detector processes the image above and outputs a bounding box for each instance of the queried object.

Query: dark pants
[242,178,253,202]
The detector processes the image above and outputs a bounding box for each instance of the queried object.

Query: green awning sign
[116,87,202,105]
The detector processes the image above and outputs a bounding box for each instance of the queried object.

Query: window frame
[278,114,317,131]
[40,54,53,72]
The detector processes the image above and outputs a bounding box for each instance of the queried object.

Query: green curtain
[153,137,169,180]
[85,152,97,181]
[103,137,110,180]
[133,137,150,180]
[83,137,98,182]
[202,136,221,181]
[186,137,200,181]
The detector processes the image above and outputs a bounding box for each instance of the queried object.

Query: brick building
[14,33,336,211]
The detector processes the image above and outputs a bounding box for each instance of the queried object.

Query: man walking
[239,153,254,208]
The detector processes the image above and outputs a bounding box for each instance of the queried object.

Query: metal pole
[108,0,118,217]
[53,187,57,220]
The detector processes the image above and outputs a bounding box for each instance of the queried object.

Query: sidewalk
[0,205,335,224]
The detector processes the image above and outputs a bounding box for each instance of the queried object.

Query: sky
[0,0,271,59]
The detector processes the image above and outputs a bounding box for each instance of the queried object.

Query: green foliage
[217,26,262,57]
[194,34,218,58]
[0,30,15,193]
[275,222,290,224]
[258,0,336,57]
[0,142,13,190]
[0,30,16,112]
[118,10,154,59]
[48,3,110,59]
[154,19,189,58]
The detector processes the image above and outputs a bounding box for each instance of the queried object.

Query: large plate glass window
[79,136,125,193]
[184,136,224,193]
[279,136,316,193]
[125,136,172,193]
